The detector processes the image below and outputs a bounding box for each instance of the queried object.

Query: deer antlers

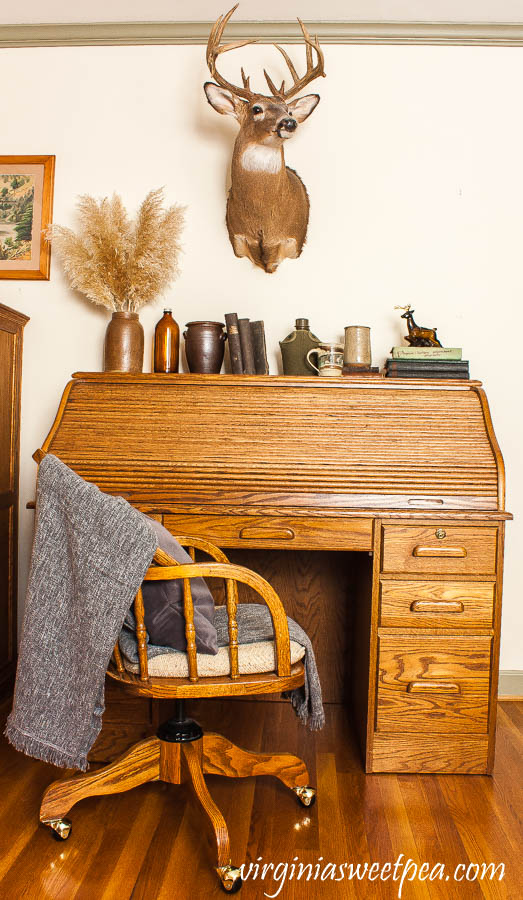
[206,4,326,103]
[206,5,258,100]
[269,23,325,100]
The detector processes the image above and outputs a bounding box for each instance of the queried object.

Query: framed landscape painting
[0,155,55,280]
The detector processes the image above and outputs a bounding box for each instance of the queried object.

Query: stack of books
[385,346,469,380]
[225,313,269,374]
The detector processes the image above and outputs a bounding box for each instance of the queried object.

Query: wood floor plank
[149,788,223,899]
[314,751,360,899]
[377,776,433,900]
[73,786,166,900]
[417,776,483,898]
[500,701,523,730]
[128,784,187,899]
[436,775,520,900]
[0,796,106,899]
[360,774,395,865]
[398,775,482,900]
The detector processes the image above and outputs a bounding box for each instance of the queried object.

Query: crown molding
[1,20,523,49]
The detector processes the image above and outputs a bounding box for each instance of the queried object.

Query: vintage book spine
[385,366,470,375]
[391,346,463,360]
[386,369,470,379]
[225,313,243,374]
[238,318,256,374]
[385,360,469,372]
[251,320,269,375]
[385,371,470,379]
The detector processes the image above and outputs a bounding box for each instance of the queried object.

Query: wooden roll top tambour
[36,373,510,775]
[36,373,505,518]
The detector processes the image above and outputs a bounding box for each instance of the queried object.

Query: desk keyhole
[435,528,446,540]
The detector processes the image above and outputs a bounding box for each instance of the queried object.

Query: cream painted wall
[0,42,522,668]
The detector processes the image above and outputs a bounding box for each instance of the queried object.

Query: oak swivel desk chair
[39,535,316,894]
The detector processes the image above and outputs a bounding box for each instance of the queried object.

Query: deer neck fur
[231,135,288,198]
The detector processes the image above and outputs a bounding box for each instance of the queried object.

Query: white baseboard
[498,670,523,699]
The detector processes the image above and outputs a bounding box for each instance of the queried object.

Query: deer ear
[287,94,320,123]
[204,82,241,119]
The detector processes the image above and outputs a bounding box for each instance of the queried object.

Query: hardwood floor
[0,698,521,899]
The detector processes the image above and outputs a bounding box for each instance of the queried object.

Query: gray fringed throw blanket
[119,603,325,731]
[6,454,324,772]
[5,454,158,771]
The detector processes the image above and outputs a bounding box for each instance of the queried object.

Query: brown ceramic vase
[104,311,144,373]
[184,321,227,374]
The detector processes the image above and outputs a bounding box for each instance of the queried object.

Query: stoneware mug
[343,325,371,368]
[306,343,344,376]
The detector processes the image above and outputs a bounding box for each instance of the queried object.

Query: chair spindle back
[115,533,290,683]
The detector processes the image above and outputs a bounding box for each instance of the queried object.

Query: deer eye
[252,105,263,115]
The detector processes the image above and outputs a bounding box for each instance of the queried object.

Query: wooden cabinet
[367,516,504,773]
[0,304,29,696]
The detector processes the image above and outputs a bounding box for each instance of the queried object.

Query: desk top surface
[37,373,507,518]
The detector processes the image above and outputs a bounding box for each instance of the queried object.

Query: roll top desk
[35,373,510,774]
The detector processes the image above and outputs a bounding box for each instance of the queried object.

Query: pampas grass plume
[48,188,185,312]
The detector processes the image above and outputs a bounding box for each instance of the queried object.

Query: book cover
[385,359,469,371]
[238,318,256,374]
[251,320,269,375]
[391,346,462,360]
[224,313,243,374]
[386,369,470,380]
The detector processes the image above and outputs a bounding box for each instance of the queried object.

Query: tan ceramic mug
[306,343,344,376]
[343,325,371,368]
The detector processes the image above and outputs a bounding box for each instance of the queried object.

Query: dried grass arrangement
[48,188,185,312]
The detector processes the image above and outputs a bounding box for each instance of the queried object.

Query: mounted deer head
[204,4,326,273]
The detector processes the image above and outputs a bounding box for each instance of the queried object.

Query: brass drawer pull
[407,681,461,694]
[410,599,464,614]
[413,545,467,558]
[239,526,295,541]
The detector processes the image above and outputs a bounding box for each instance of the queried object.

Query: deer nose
[279,118,297,132]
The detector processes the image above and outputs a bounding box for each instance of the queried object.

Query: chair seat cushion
[123,639,306,678]
[141,516,218,655]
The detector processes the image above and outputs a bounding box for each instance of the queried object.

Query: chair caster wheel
[217,864,242,893]
[44,818,72,841]
[293,785,316,808]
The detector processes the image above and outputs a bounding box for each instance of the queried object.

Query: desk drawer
[380,580,495,628]
[163,514,372,550]
[376,635,491,733]
[381,524,497,575]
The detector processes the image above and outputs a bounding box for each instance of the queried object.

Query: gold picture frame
[0,155,55,280]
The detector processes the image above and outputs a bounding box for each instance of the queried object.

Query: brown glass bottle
[153,309,179,373]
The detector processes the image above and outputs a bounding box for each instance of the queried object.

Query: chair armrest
[170,534,231,564]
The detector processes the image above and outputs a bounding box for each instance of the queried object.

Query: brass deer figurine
[395,305,443,347]
[204,4,326,274]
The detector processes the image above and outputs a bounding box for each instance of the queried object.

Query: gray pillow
[141,516,218,655]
